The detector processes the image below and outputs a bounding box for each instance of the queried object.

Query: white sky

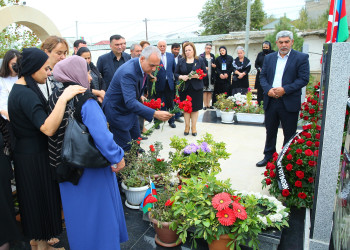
[25,0,306,43]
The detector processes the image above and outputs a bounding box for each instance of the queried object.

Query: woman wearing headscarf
[7,48,86,250]
[76,47,107,102]
[48,56,128,250]
[213,46,233,104]
[232,46,251,95]
[254,41,274,105]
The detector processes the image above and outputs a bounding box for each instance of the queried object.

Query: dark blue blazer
[174,57,207,91]
[97,51,131,89]
[156,52,176,92]
[260,49,309,113]
[102,58,155,131]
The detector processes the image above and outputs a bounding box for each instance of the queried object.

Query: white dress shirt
[272,51,291,88]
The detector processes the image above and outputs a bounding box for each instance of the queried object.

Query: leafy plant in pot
[148,176,182,247]
[169,133,230,178]
[170,172,263,250]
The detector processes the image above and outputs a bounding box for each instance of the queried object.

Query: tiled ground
[10,110,305,250]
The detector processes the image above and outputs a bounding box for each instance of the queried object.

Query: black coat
[199,52,216,87]
[174,57,207,91]
[215,55,233,85]
[90,62,107,91]
[232,57,251,89]
[254,50,274,89]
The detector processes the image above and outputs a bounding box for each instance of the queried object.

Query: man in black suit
[256,30,310,167]
[72,39,87,55]
[97,35,131,89]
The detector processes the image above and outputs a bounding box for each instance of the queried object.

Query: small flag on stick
[140,179,157,214]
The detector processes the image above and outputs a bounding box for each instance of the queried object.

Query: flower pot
[149,214,181,247]
[220,111,235,123]
[208,234,234,250]
[216,109,221,118]
[121,182,149,209]
[235,113,264,124]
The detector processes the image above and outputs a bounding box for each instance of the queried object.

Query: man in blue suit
[256,30,310,167]
[152,40,177,128]
[102,46,173,151]
[97,34,131,90]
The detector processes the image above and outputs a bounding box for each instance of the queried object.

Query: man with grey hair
[102,46,173,151]
[130,43,142,58]
[256,30,310,167]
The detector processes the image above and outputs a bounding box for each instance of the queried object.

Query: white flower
[258,215,268,225]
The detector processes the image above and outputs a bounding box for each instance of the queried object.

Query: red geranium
[296,171,305,179]
[304,149,313,156]
[282,189,290,197]
[298,192,307,199]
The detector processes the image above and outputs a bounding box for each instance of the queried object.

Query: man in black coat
[256,30,310,167]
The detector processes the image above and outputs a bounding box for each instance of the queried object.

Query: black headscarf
[262,41,273,55]
[18,48,49,111]
[219,46,227,59]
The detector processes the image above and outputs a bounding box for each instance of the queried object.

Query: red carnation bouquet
[173,95,192,114]
[143,98,165,110]
[177,68,207,92]
[262,82,322,208]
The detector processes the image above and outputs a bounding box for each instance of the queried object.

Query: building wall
[306,0,350,24]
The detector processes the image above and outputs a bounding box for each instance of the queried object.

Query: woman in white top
[0,49,21,120]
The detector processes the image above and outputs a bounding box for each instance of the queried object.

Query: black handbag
[61,100,111,168]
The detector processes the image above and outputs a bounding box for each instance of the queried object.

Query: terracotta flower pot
[208,234,234,250]
[149,214,181,247]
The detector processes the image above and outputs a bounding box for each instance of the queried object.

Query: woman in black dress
[213,46,233,104]
[175,42,206,136]
[254,41,274,105]
[200,43,216,110]
[232,46,251,95]
[8,48,86,250]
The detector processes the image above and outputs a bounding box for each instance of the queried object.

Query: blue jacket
[260,49,309,113]
[102,58,155,131]
[155,52,176,92]
[97,51,131,89]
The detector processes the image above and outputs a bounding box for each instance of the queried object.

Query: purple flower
[200,142,211,153]
[183,143,199,154]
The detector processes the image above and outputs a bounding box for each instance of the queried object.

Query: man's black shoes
[256,159,269,167]
[169,123,176,128]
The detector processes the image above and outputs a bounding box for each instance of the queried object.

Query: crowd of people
[0,30,309,250]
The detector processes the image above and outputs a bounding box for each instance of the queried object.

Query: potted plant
[234,91,265,124]
[170,172,263,250]
[169,133,230,178]
[119,138,149,209]
[218,95,236,123]
[214,93,228,118]
[147,176,182,247]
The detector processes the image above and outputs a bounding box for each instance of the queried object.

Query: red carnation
[304,116,309,121]
[296,170,305,179]
[295,180,302,188]
[296,159,303,165]
[309,109,315,115]
[216,208,236,226]
[282,189,290,197]
[212,192,232,211]
[315,141,320,147]
[316,125,321,131]
[286,148,291,154]
[286,154,293,160]
[270,171,276,178]
[315,133,321,139]
[308,177,314,183]
[311,99,318,105]
[269,164,276,170]
[306,141,313,147]
[266,178,272,185]
[314,150,319,157]
[150,145,155,152]
[296,149,303,154]
[304,105,309,111]
[137,140,141,145]
[302,124,312,130]
[300,113,304,118]
[308,160,317,167]
[273,152,279,158]
[286,164,293,171]
[298,192,307,199]
[304,133,312,139]
[264,171,268,177]
[304,149,313,156]
[297,139,305,144]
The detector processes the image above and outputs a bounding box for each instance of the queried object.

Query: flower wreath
[234,191,289,230]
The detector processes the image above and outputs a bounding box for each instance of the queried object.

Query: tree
[0,0,40,58]
[198,0,266,35]
[265,16,304,52]
[293,7,329,31]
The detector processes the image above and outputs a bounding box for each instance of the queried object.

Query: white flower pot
[220,110,235,123]
[216,109,221,117]
[236,113,265,124]
[121,182,149,209]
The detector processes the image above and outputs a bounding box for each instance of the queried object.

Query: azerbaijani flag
[140,180,157,213]
[326,0,335,43]
[336,0,349,42]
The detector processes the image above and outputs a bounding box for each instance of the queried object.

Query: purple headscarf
[53,56,90,89]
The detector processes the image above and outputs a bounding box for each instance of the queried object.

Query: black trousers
[263,98,299,160]
[155,81,175,124]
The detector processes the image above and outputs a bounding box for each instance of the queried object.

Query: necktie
[142,73,147,88]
